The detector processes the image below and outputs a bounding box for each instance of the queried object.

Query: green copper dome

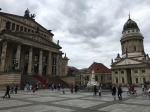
[123,18,139,31]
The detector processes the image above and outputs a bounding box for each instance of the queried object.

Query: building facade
[111,15,150,85]
[81,62,112,85]
[0,9,68,77]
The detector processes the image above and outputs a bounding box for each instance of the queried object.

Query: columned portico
[38,50,43,75]
[47,51,51,75]
[15,44,21,69]
[0,41,7,72]
[27,47,33,75]
[0,10,69,88]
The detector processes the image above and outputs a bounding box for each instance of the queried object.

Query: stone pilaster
[27,47,33,75]
[56,54,59,76]
[38,50,43,75]
[47,51,51,75]
[0,42,7,72]
[15,45,21,69]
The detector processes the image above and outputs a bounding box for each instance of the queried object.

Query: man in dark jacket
[93,85,97,96]
[112,84,116,100]
[2,84,10,98]
[118,85,122,100]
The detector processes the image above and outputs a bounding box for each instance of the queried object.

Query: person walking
[70,84,74,93]
[99,85,102,97]
[2,84,10,98]
[112,84,116,100]
[14,84,18,94]
[10,84,14,94]
[61,84,65,94]
[74,84,78,93]
[118,85,122,100]
[148,85,150,100]
[93,85,97,96]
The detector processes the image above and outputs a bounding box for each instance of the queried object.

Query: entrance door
[34,64,38,75]
[126,68,132,84]
[24,62,28,75]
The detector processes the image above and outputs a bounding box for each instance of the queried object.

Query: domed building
[111,15,150,86]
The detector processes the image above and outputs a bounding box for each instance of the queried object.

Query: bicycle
[127,90,137,96]
[141,90,148,98]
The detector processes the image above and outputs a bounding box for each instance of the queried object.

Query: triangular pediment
[115,58,142,65]
[3,13,47,32]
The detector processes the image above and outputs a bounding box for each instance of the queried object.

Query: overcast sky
[1,0,150,69]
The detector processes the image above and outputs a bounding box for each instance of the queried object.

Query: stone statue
[57,40,59,45]
[24,8,30,17]
[91,70,95,79]
[31,14,36,19]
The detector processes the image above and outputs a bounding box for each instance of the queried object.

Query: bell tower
[120,14,145,59]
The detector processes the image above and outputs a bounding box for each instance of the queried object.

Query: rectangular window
[12,23,15,30]
[52,58,56,65]
[122,78,124,83]
[116,78,118,83]
[20,26,23,31]
[101,76,103,82]
[43,56,47,63]
[52,66,56,75]
[87,76,89,81]
[16,25,19,31]
[143,78,146,83]
[24,28,27,32]
[34,55,39,62]
[121,71,124,74]
[24,53,29,61]
[142,70,145,73]
[115,71,118,74]
[135,78,138,83]
[134,70,138,73]
[28,29,30,32]
[95,76,98,81]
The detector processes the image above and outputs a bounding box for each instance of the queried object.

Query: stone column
[38,50,43,75]
[0,42,7,72]
[56,54,59,76]
[47,51,51,75]
[27,47,33,75]
[15,45,21,69]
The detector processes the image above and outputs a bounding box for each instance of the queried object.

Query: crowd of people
[1,82,150,100]
[2,84,18,98]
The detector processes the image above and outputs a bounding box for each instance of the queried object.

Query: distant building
[0,9,69,88]
[81,62,112,85]
[111,15,150,85]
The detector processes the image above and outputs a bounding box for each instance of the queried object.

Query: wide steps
[0,73,21,90]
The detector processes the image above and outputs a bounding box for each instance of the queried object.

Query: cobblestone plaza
[0,88,149,112]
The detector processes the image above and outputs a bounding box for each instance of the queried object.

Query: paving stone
[52,99,105,108]
[26,96,66,102]
[0,100,31,108]
[0,88,149,112]
[0,104,74,112]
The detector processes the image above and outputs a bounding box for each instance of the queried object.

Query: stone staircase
[42,76,69,88]
[0,72,21,90]
[20,75,69,89]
